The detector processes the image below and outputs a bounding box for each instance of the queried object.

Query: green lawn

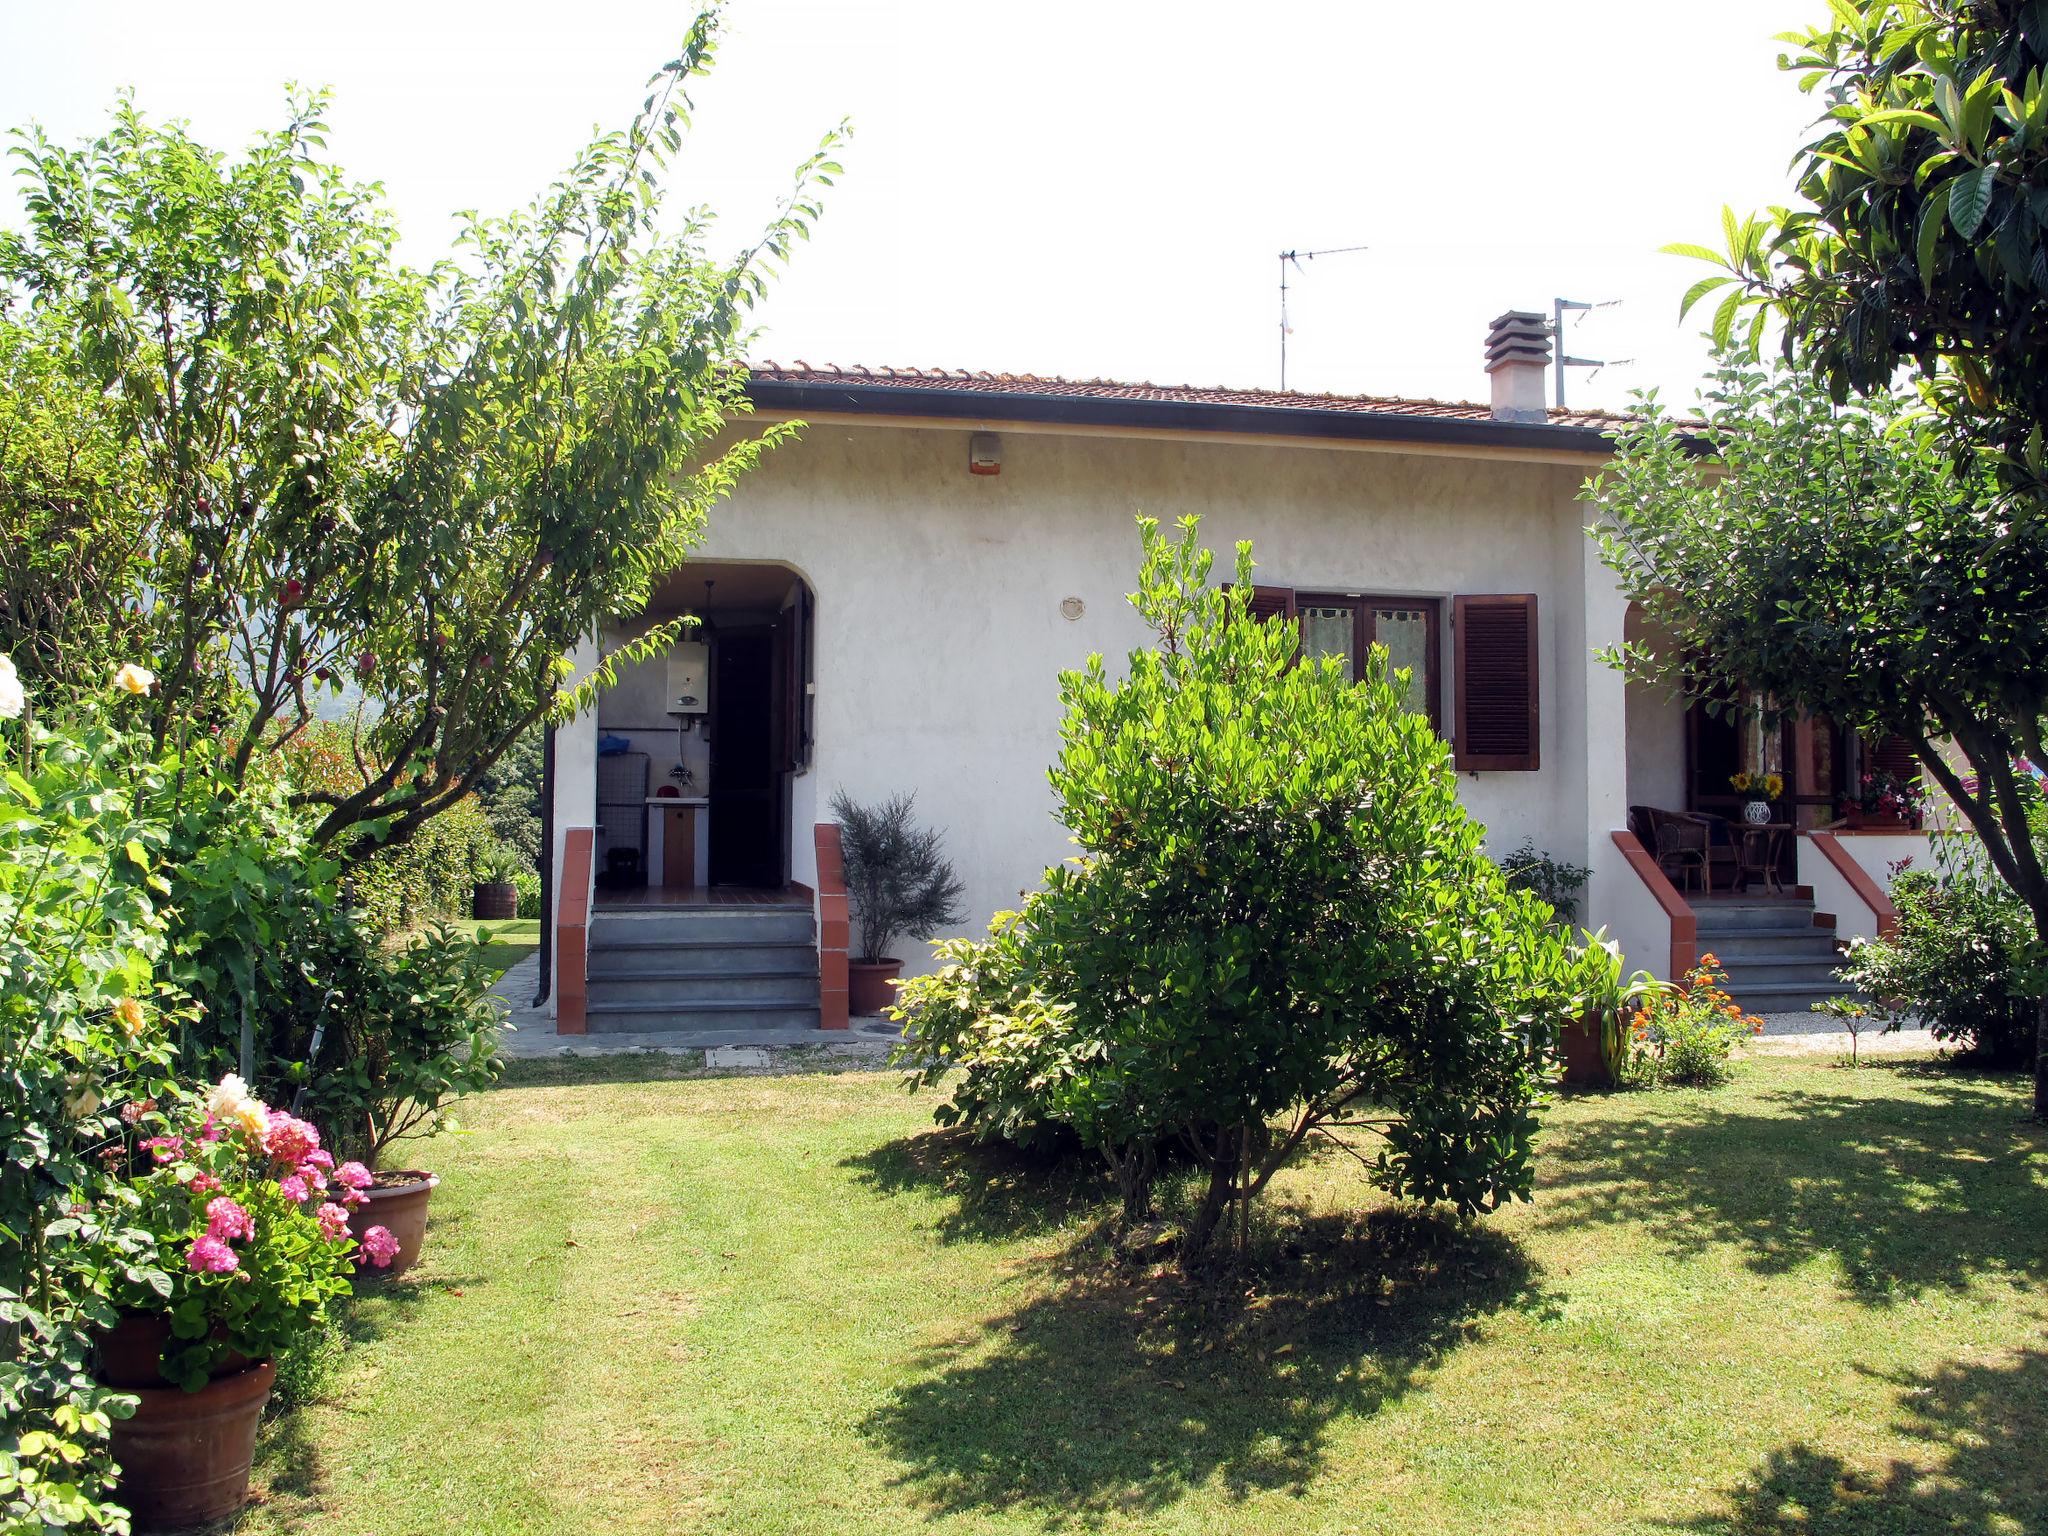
[442,917,539,982]
[238,1055,2048,1536]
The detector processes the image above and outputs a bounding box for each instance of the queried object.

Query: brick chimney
[1485,310,1552,423]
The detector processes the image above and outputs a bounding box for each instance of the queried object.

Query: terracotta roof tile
[746,361,1642,433]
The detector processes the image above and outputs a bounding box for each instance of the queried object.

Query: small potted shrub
[470,841,523,921]
[285,919,505,1276]
[830,790,966,1016]
[93,1075,382,1528]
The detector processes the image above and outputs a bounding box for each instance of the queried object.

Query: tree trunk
[2035,996,2047,1122]
[1107,1141,1156,1226]
[1181,1129,1242,1265]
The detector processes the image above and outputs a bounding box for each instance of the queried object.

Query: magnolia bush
[895,519,1582,1266]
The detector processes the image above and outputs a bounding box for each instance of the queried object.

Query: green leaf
[1917,179,1955,291]
[1711,288,1745,351]
[1856,107,1946,132]
[124,839,147,868]
[1949,165,1995,239]
[1661,241,1731,268]
[1678,273,1736,321]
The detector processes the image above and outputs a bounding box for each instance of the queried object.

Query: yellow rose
[113,663,156,696]
[113,996,147,1040]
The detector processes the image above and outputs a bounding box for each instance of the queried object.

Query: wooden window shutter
[1454,594,1539,771]
[1866,732,1919,784]
[1245,584,1296,623]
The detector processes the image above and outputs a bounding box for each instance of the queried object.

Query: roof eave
[742,377,1639,456]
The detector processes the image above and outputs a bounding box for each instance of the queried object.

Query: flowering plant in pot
[87,1074,380,1527]
[1839,768,1924,828]
[1728,770,1784,825]
[829,790,966,1016]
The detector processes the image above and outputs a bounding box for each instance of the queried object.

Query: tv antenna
[1552,296,1631,408]
[1278,243,1368,391]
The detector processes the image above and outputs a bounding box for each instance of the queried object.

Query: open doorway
[588,560,813,902]
[710,627,779,886]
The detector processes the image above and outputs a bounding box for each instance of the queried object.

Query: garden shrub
[1498,839,1592,927]
[1618,955,1763,1087]
[894,518,1582,1265]
[253,915,505,1169]
[342,796,501,939]
[0,694,182,1531]
[513,870,543,919]
[1833,867,2040,1069]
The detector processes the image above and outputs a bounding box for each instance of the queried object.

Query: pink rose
[334,1160,372,1192]
[187,1234,239,1275]
[358,1225,400,1268]
[315,1202,351,1241]
[187,1172,222,1195]
[277,1174,311,1205]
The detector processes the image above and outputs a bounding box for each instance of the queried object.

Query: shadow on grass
[1538,1075,2045,1304]
[1676,1348,2048,1534]
[855,1128,1544,1521]
[844,1129,1111,1244]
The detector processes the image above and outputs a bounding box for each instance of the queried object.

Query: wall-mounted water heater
[666,641,709,716]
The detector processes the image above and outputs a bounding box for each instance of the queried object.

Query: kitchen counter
[646,797,710,887]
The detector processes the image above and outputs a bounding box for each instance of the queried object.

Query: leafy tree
[475,726,545,868]
[0,6,842,853]
[1589,352,2048,1112]
[896,518,1580,1266]
[1679,2,2048,472]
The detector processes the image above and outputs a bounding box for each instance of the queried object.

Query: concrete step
[1722,979,1858,1012]
[587,971,821,1006]
[1715,959,1851,988]
[1693,902,1824,934]
[589,908,815,945]
[584,1000,823,1034]
[585,939,820,976]
[1701,931,1844,961]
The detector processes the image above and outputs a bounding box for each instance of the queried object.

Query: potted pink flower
[89,1074,401,1529]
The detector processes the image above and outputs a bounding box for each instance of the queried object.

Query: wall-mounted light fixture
[969,432,1001,476]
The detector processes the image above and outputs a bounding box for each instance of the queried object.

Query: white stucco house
[536,313,1926,1036]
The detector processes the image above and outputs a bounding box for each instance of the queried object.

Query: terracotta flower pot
[847,958,903,1018]
[1559,1010,1615,1088]
[472,881,518,920]
[108,1358,275,1531]
[347,1169,439,1277]
[95,1311,247,1389]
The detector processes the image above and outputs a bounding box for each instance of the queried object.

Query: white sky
[2,0,1821,415]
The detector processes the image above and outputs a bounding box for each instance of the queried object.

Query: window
[1296,593,1442,727]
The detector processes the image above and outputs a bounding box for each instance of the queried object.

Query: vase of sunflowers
[1729,770,1783,825]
